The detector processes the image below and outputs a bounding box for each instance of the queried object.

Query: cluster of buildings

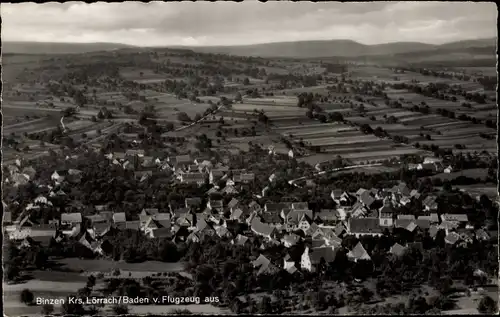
[2,151,490,277]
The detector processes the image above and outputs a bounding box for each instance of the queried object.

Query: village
[3,143,495,314]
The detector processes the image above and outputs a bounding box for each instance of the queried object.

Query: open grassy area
[57,258,185,273]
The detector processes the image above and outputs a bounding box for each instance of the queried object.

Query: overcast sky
[2,1,497,46]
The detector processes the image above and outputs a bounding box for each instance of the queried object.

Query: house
[150,228,172,239]
[397,215,416,221]
[3,211,12,225]
[347,242,371,262]
[429,225,440,239]
[112,212,126,225]
[395,220,417,232]
[185,197,202,209]
[441,214,468,225]
[415,219,431,230]
[408,163,419,170]
[86,214,108,225]
[378,202,394,227]
[418,162,443,173]
[348,218,383,237]
[251,218,276,240]
[134,170,153,182]
[260,212,283,227]
[314,209,340,225]
[126,149,145,157]
[252,254,277,276]
[268,173,277,183]
[61,213,82,226]
[423,156,442,164]
[141,208,159,216]
[291,202,309,211]
[444,165,454,173]
[350,202,369,218]
[11,173,30,187]
[248,201,262,213]
[227,198,240,211]
[445,232,461,245]
[281,233,301,248]
[122,160,135,171]
[197,217,216,235]
[215,226,232,239]
[475,229,490,241]
[230,207,246,221]
[206,187,219,195]
[301,246,337,272]
[125,221,140,231]
[356,188,367,197]
[422,196,438,212]
[173,154,192,167]
[429,213,440,224]
[409,189,421,199]
[221,185,239,195]
[51,170,68,183]
[232,234,250,246]
[359,191,376,209]
[188,164,201,173]
[141,156,156,168]
[175,213,194,227]
[306,223,323,237]
[207,200,224,213]
[439,220,458,234]
[285,209,312,232]
[113,152,127,161]
[389,243,407,257]
[265,202,291,212]
[331,190,355,206]
[180,173,206,186]
[21,166,36,180]
[283,254,298,274]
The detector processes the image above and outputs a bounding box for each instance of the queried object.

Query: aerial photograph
[1,1,498,316]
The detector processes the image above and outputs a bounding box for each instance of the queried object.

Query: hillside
[2,41,136,55]
[175,37,497,58]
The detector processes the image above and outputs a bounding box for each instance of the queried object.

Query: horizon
[4,36,497,49]
[2,2,497,47]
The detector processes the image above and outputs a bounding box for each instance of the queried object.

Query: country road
[287,163,384,187]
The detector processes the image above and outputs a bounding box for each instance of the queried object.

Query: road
[287,163,383,187]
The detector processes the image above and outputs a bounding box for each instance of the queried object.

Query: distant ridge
[2,37,496,58]
[170,37,497,58]
[2,41,136,55]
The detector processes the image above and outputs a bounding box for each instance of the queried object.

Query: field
[431,168,489,181]
[3,259,193,316]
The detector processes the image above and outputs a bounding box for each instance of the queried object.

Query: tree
[6,265,20,281]
[243,78,250,85]
[87,275,96,288]
[329,112,344,122]
[259,295,273,314]
[20,289,34,305]
[61,296,84,315]
[478,295,497,314]
[113,304,129,315]
[97,110,105,120]
[41,304,54,315]
[177,112,192,122]
[235,92,243,102]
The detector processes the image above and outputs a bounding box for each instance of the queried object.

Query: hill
[174,38,497,59]
[2,41,136,55]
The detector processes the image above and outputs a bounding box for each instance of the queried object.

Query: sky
[2,1,497,46]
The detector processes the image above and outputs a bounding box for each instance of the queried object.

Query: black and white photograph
[2,1,498,316]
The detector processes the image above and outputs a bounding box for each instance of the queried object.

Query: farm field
[431,168,489,181]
